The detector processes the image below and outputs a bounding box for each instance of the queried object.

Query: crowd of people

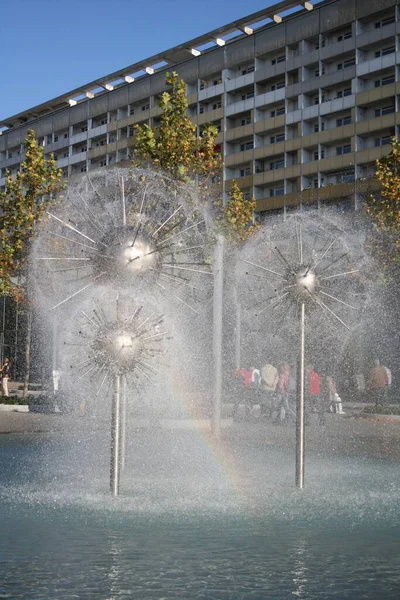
[233,358,392,424]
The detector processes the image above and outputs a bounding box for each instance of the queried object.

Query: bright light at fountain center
[295,269,318,298]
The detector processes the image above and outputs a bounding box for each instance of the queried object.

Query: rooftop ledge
[0,0,316,133]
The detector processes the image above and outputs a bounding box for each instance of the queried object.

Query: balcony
[225,73,254,92]
[356,82,396,105]
[357,53,396,77]
[319,182,353,201]
[226,97,255,117]
[254,166,285,186]
[225,123,254,142]
[225,174,253,191]
[69,131,88,145]
[356,113,396,135]
[198,82,224,102]
[320,94,356,116]
[197,107,224,126]
[254,114,285,135]
[254,140,285,160]
[319,123,354,144]
[356,145,391,164]
[254,88,285,110]
[255,195,285,212]
[225,148,254,167]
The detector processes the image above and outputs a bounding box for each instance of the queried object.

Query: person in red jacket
[305,364,325,425]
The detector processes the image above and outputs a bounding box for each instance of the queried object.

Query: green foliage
[222,180,259,243]
[133,71,221,182]
[133,71,259,243]
[0,129,63,300]
[364,137,400,275]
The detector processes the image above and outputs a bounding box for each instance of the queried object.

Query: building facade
[0,0,399,215]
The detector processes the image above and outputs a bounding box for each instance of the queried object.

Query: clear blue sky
[0,0,283,121]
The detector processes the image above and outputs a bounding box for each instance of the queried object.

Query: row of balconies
[225,144,391,191]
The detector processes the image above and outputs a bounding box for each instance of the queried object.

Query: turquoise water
[1,430,399,599]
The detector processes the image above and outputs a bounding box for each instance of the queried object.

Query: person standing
[275,364,295,423]
[306,364,324,425]
[261,362,279,419]
[1,358,11,397]
[367,359,389,408]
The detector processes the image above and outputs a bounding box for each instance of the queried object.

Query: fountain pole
[295,301,306,489]
[120,375,127,470]
[212,235,224,439]
[110,374,122,496]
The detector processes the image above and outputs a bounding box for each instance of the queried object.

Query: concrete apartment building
[0,0,399,215]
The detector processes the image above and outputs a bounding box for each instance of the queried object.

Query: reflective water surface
[1,429,399,599]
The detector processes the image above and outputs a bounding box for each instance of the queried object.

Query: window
[240,167,251,177]
[212,101,222,109]
[62,170,68,178]
[240,141,254,151]
[80,166,87,173]
[270,133,285,144]
[81,146,87,152]
[375,105,395,117]
[338,59,355,70]
[375,46,395,58]
[142,103,150,111]
[342,172,355,183]
[271,81,285,91]
[213,78,222,86]
[81,125,88,132]
[336,116,351,126]
[270,107,285,117]
[241,91,254,100]
[375,16,395,28]
[270,187,284,197]
[270,159,284,170]
[314,123,319,132]
[243,191,251,201]
[314,96,320,105]
[241,66,254,75]
[375,136,391,147]
[54,135,59,142]
[241,117,251,126]
[272,55,285,65]
[338,31,352,41]
[375,76,395,87]
[199,106,205,114]
[314,151,319,160]
[129,104,135,115]
[337,88,352,98]
[336,144,351,155]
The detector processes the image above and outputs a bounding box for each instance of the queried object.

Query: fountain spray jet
[69,297,167,497]
[240,213,365,489]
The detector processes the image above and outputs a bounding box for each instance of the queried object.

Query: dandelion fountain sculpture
[35,167,214,314]
[71,299,167,496]
[240,212,367,488]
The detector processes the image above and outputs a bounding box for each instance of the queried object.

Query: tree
[133,71,221,182]
[364,137,400,275]
[223,180,259,243]
[0,129,63,395]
